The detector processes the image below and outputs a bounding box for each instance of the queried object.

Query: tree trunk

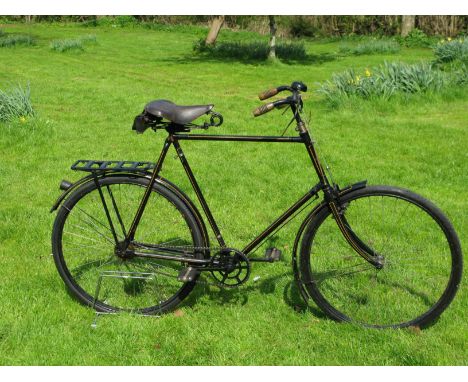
[205,16,225,45]
[401,15,416,37]
[268,16,277,60]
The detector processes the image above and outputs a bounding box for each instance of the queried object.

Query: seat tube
[172,138,227,248]
[125,136,172,243]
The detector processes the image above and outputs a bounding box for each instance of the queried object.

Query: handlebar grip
[258,88,279,101]
[253,102,275,117]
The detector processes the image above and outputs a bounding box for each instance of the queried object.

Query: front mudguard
[50,171,210,249]
[291,180,367,302]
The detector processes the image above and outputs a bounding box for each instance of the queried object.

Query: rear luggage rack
[71,160,156,173]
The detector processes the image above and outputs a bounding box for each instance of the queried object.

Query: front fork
[298,121,384,269]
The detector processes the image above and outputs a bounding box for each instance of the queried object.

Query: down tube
[242,185,322,255]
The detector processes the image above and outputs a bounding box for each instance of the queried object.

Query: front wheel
[299,185,462,328]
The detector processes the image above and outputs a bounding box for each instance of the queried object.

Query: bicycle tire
[52,175,205,314]
[299,185,462,328]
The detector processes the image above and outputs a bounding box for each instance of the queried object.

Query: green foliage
[193,39,307,61]
[339,39,400,55]
[50,38,83,52]
[0,29,5,37]
[318,62,449,106]
[289,16,319,38]
[0,83,35,122]
[95,15,137,28]
[0,34,35,47]
[433,37,468,63]
[50,34,97,52]
[397,28,433,48]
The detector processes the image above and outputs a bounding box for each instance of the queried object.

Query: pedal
[264,247,282,262]
[177,267,199,282]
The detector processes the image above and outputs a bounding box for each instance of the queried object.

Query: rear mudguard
[50,172,210,249]
[291,180,367,302]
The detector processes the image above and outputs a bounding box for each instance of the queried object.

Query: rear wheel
[299,185,462,328]
[52,176,205,314]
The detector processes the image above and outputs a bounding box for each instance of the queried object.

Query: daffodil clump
[339,39,400,56]
[0,33,35,48]
[0,83,35,123]
[50,35,97,52]
[434,37,468,63]
[318,61,447,106]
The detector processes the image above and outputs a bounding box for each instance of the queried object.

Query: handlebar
[253,81,307,117]
[253,102,276,117]
[258,85,291,101]
[253,98,293,117]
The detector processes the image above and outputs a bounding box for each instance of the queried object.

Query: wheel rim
[303,191,456,328]
[57,179,199,313]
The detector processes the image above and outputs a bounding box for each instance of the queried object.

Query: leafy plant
[318,61,448,106]
[50,35,97,52]
[0,34,35,48]
[50,38,83,52]
[433,37,468,63]
[95,15,137,28]
[193,39,307,61]
[289,16,319,38]
[397,28,433,48]
[339,39,400,55]
[0,83,35,122]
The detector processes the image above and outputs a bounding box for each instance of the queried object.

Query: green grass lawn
[0,23,466,365]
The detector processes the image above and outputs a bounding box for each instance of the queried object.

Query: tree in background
[268,16,277,60]
[205,16,225,45]
[401,16,416,36]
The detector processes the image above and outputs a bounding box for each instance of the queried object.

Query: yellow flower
[447,37,452,41]
[19,116,26,123]
[356,75,361,82]
[365,68,371,77]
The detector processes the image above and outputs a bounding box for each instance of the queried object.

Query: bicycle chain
[133,243,246,288]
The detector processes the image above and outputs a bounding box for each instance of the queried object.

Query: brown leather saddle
[145,100,214,125]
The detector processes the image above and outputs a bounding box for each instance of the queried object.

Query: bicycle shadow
[182,269,327,320]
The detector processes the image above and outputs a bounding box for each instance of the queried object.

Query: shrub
[289,16,318,38]
[317,61,448,106]
[79,34,97,43]
[50,38,83,52]
[339,39,400,55]
[433,37,468,63]
[397,28,433,48]
[193,39,307,61]
[50,35,97,52]
[0,34,35,47]
[0,83,35,122]
[95,15,137,27]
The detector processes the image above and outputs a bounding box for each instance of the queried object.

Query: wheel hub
[114,241,135,260]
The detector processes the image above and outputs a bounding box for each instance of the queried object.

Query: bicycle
[51,81,462,329]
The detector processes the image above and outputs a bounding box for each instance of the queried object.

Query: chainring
[210,249,250,288]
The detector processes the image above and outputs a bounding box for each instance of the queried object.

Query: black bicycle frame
[122,108,383,268]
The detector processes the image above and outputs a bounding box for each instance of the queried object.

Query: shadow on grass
[161,51,337,66]
[182,269,327,320]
